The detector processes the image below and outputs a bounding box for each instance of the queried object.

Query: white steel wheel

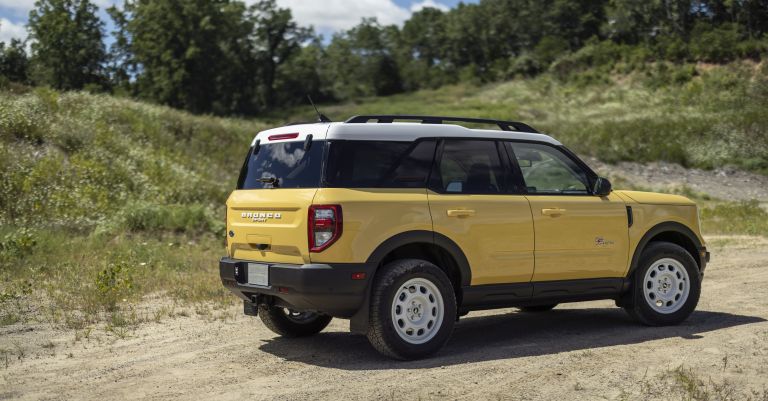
[642,258,690,314]
[391,278,445,345]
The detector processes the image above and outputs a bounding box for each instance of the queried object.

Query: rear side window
[324,140,437,188]
[237,141,325,189]
[434,139,507,194]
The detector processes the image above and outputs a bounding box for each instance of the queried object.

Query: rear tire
[624,242,701,326]
[258,305,332,337]
[519,304,557,313]
[366,259,457,360]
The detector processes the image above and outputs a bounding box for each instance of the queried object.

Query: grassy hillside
[1,63,767,331]
[284,61,768,174]
[0,88,266,233]
[0,89,265,328]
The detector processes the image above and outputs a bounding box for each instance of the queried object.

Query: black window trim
[429,137,520,196]
[502,140,599,196]
[321,137,439,189]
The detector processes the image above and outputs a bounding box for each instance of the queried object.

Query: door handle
[447,209,476,217]
[541,208,566,216]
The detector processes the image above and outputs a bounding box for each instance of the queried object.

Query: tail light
[308,205,342,252]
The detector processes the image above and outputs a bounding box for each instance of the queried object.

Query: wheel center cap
[407,301,423,320]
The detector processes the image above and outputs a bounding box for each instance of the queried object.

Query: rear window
[324,140,437,188]
[237,141,325,189]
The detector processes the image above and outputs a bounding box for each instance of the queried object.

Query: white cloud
[273,0,411,33]
[0,17,26,43]
[0,0,454,44]
[411,0,449,12]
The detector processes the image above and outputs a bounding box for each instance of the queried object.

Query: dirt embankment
[587,157,768,202]
[2,236,767,400]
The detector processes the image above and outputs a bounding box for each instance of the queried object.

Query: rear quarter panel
[309,188,433,264]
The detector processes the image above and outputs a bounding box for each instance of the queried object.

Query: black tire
[519,304,557,313]
[258,305,332,337]
[624,242,701,326]
[366,259,457,360]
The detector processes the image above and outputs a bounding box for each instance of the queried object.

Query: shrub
[0,228,37,260]
[549,39,625,80]
[95,261,135,311]
[689,23,742,62]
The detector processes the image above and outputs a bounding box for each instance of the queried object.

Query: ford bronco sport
[220,115,710,360]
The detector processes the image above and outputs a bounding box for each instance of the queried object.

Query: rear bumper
[219,257,371,317]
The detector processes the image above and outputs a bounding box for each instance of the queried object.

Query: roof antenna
[307,95,331,123]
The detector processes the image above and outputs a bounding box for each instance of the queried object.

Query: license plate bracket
[247,263,269,286]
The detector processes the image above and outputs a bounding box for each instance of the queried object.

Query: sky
[0,0,476,45]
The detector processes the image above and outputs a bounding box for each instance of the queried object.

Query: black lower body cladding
[219,257,370,317]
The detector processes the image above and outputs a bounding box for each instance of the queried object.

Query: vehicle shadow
[256,307,765,370]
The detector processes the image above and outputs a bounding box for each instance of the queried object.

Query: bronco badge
[241,212,282,222]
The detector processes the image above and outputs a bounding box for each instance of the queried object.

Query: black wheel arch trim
[364,230,472,286]
[628,221,704,277]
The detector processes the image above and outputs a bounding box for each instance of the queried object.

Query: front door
[428,139,535,285]
[507,142,629,281]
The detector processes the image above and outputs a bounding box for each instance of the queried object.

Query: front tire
[624,242,701,326]
[366,259,457,360]
[258,305,332,337]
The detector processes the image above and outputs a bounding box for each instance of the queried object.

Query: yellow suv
[219,115,709,360]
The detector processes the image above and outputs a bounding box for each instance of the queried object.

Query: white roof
[251,121,561,146]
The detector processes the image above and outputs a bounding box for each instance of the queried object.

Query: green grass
[0,231,232,330]
[2,62,768,334]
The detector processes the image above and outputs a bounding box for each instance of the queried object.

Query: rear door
[427,139,535,285]
[226,125,328,265]
[507,142,629,281]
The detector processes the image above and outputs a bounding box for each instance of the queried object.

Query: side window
[324,140,436,188]
[509,143,589,195]
[435,140,506,194]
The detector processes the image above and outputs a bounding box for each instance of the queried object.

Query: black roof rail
[345,114,539,133]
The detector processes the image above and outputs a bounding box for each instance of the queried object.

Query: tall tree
[27,0,106,90]
[247,0,312,109]
[324,19,402,99]
[117,0,253,114]
[0,38,30,84]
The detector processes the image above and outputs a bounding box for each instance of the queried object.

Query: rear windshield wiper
[257,177,280,188]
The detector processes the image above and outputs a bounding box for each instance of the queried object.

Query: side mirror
[593,177,612,197]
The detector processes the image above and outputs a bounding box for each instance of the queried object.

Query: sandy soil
[1,236,767,400]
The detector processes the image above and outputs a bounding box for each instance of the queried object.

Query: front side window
[324,140,436,188]
[237,141,324,189]
[434,140,506,194]
[509,143,589,195]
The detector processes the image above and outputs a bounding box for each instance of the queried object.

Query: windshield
[237,141,325,189]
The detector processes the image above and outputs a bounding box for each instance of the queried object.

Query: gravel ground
[2,236,767,400]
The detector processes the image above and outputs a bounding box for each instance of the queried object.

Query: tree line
[2,0,768,116]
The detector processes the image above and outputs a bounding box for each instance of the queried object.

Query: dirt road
[2,236,768,400]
